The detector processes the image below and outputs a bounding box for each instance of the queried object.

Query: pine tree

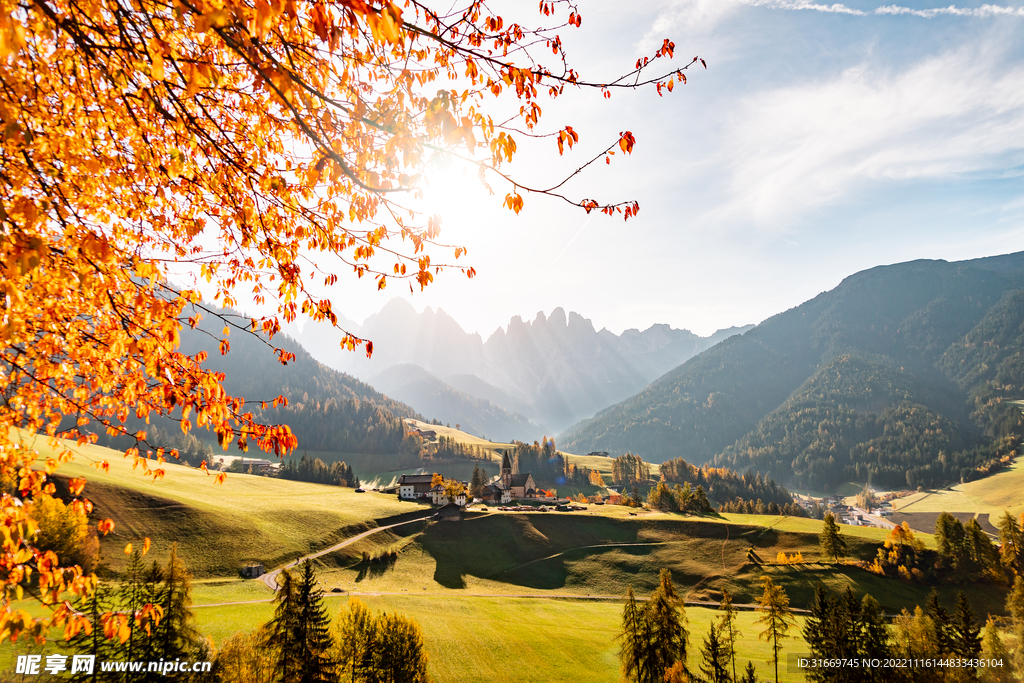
[619,573,687,683]
[334,598,378,683]
[647,569,688,680]
[819,513,847,562]
[118,548,153,671]
[740,661,758,683]
[153,544,203,673]
[999,512,1024,576]
[264,568,301,683]
[755,576,796,683]
[926,589,954,656]
[295,560,336,683]
[719,589,741,683]
[979,617,1012,683]
[333,597,428,683]
[66,583,118,683]
[951,592,981,662]
[620,586,653,683]
[700,622,731,683]
[1006,574,1024,677]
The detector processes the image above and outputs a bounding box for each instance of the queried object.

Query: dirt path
[258,512,434,589]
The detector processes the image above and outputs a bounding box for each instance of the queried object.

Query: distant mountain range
[285,300,752,438]
[558,252,1024,492]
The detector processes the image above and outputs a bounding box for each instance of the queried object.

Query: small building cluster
[396,451,546,518]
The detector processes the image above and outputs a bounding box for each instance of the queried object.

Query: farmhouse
[430,484,468,507]
[398,473,436,500]
[481,481,512,504]
[237,458,276,475]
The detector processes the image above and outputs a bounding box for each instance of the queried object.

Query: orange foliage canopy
[0,0,699,640]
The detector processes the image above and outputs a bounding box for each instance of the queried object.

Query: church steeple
[500,450,512,487]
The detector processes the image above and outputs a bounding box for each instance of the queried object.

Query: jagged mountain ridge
[286,300,752,434]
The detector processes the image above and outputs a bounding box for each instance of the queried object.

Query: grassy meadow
[10,430,425,577]
[891,457,1024,529]
[5,427,1015,683]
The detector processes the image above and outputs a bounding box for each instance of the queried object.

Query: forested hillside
[559,253,1024,490]
[94,305,422,458]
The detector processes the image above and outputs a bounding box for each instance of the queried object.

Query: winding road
[259,511,435,589]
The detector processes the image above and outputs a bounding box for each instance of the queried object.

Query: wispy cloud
[751,1,1024,17]
[747,1,865,14]
[713,42,1024,228]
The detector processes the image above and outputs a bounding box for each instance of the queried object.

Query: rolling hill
[559,252,1024,492]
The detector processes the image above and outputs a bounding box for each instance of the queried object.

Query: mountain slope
[289,300,752,433]
[369,364,540,441]
[108,307,424,456]
[559,253,1024,490]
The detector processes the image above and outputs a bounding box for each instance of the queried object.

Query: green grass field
[188,594,809,683]
[891,457,1024,529]
[8,428,1014,683]
[10,430,424,577]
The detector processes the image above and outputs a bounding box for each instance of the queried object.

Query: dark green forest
[89,304,422,460]
[560,253,1024,491]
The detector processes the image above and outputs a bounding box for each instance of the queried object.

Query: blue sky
[283,1,1024,340]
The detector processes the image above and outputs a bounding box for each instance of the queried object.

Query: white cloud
[875,4,1024,17]
[747,1,865,14]
[715,42,1024,227]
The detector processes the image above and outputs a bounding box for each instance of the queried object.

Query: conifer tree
[926,590,954,656]
[153,544,203,672]
[740,661,758,683]
[620,586,653,683]
[619,573,687,683]
[755,576,796,683]
[1006,574,1024,677]
[951,592,981,666]
[334,598,378,683]
[264,568,301,683]
[999,512,1024,576]
[333,597,428,683]
[979,617,1012,683]
[295,560,336,683]
[647,569,688,679]
[819,513,847,562]
[67,583,118,683]
[719,589,741,683]
[700,622,731,683]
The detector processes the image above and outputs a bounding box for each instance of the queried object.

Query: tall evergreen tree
[740,661,758,683]
[153,544,204,675]
[264,568,301,683]
[647,569,688,680]
[333,597,428,683]
[719,589,741,683]
[755,576,796,683]
[67,583,118,683]
[979,617,1012,683]
[926,589,954,656]
[999,512,1024,576]
[619,572,687,683]
[1006,574,1024,678]
[700,622,731,683]
[294,560,336,683]
[819,513,847,562]
[950,592,981,670]
[620,586,654,683]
